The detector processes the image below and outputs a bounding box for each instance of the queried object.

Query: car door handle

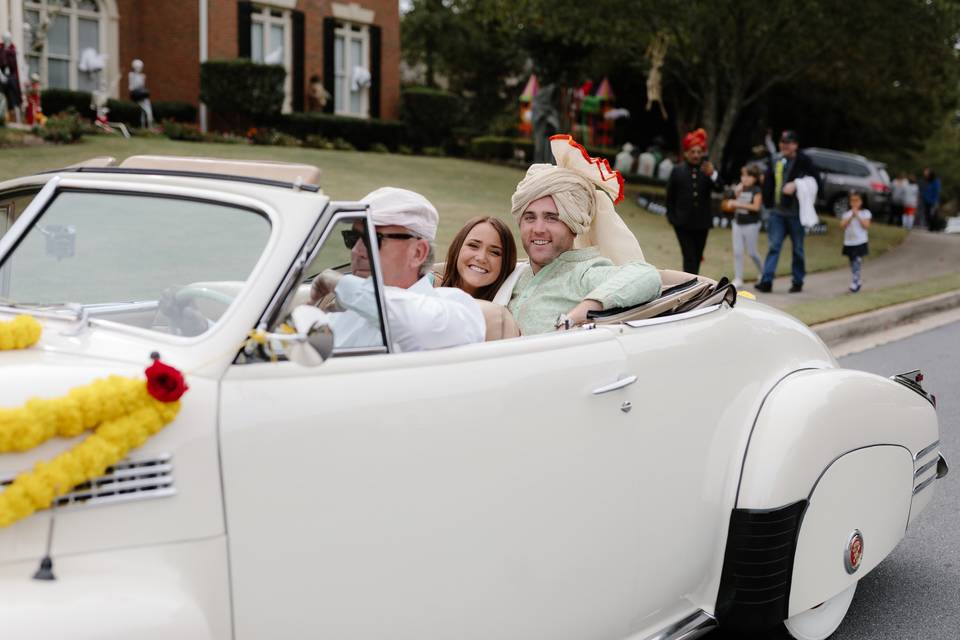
[592,375,638,395]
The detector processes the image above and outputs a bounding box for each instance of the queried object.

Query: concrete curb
[812,289,960,346]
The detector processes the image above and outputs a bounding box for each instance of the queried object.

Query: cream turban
[361,187,439,241]
[511,135,645,264]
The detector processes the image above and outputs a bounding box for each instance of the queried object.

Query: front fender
[0,537,231,639]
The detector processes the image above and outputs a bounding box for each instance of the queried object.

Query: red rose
[145,360,189,402]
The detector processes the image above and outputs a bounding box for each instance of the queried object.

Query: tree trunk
[712,90,742,176]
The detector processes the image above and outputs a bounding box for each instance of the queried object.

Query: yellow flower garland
[0,315,42,350]
[0,316,185,528]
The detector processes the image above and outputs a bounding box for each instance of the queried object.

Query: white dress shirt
[330,274,485,352]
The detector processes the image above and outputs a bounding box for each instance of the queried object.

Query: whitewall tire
[783,582,857,640]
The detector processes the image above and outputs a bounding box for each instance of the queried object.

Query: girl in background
[727,165,763,288]
[841,190,872,293]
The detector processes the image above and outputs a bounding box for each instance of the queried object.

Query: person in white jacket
[309,187,485,352]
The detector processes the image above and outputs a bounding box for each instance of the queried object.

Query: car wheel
[782,582,857,640]
[830,195,849,217]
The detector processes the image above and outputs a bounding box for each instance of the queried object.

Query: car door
[218,212,657,640]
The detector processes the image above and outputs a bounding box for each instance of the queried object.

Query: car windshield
[0,190,271,336]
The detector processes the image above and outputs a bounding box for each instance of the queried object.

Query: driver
[505,135,662,334]
[309,187,485,352]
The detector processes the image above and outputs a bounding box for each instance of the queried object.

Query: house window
[24,0,105,91]
[334,21,369,117]
[250,5,293,113]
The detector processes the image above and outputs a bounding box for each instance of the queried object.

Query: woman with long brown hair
[440,216,517,301]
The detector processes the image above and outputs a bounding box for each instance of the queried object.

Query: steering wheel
[158,285,235,337]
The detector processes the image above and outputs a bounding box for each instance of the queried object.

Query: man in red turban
[666,128,723,274]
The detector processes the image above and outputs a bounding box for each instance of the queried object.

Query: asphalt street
[709,319,959,639]
[831,319,959,639]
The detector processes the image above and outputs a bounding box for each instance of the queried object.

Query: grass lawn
[784,272,960,325]
[1,134,907,281]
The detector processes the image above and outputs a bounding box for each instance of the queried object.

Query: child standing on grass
[902,175,919,230]
[841,190,872,293]
[727,165,763,288]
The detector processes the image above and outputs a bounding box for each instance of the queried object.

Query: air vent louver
[0,454,175,509]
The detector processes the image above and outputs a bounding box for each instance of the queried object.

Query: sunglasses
[341,229,417,249]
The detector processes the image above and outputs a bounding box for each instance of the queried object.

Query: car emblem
[844,530,864,574]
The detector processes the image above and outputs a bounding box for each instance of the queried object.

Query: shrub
[41,89,93,118]
[304,134,335,150]
[468,136,534,162]
[272,113,405,151]
[106,99,143,127]
[247,127,302,147]
[153,101,197,123]
[400,87,461,151]
[162,119,205,142]
[200,59,285,128]
[370,142,390,154]
[332,137,356,151]
[204,131,248,144]
[422,146,445,157]
[40,110,84,143]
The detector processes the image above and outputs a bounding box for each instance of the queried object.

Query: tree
[643,0,960,170]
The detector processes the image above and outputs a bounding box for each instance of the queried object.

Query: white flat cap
[361,187,439,241]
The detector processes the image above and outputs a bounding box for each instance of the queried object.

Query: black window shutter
[292,10,305,112]
[323,17,336,114]
[238,2,253,58]
[369,24,381,119]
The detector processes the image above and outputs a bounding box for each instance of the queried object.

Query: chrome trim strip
[625,304,722,328]
[914,458,938,479]
[644,610,717,640]
[913,474,937,496]
[915,441,940,462]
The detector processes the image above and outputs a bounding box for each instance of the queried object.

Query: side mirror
[285,305,335,366]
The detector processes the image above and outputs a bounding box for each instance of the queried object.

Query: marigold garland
[0,317,189,528]
[0,315,42,351]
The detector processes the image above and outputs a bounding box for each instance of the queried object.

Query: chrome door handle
[592,375,638,395]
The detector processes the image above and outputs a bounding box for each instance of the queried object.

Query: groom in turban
[505,135,661,335]
[665,128,724,274]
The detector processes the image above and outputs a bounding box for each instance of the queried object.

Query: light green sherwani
[508,247,662,335]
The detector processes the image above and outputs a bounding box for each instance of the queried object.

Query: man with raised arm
[309,187,485,351]
[504,135,662,335]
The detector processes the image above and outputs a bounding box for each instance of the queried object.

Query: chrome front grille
[0,454,176,509]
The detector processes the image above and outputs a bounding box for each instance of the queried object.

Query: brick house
[1,0,400,121]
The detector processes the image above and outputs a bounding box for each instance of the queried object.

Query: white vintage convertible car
[0,157,947,640]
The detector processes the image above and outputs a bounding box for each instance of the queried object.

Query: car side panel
[611,301,836,624]
[221,330,668,640]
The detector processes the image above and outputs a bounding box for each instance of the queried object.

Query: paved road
[830,320,959,639]
[710,320,959,639]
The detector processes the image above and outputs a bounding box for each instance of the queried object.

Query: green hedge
[272,113,405,151]
[106,99,142,126]
[468,136,534,161]
[201,59,285,126]
[41,89,93,118]
[400,87,461,151]
[154,101,197,123]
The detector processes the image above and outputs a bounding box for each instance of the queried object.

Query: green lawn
[0,134,907,280]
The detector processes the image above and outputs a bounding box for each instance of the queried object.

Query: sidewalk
[753,230,960,311]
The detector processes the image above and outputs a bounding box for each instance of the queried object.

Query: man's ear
[410,238,430,270]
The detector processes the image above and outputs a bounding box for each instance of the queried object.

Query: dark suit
[759,150,819,287]
[666,161,723,274]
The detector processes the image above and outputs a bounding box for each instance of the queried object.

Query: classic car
[0,156,947,640]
